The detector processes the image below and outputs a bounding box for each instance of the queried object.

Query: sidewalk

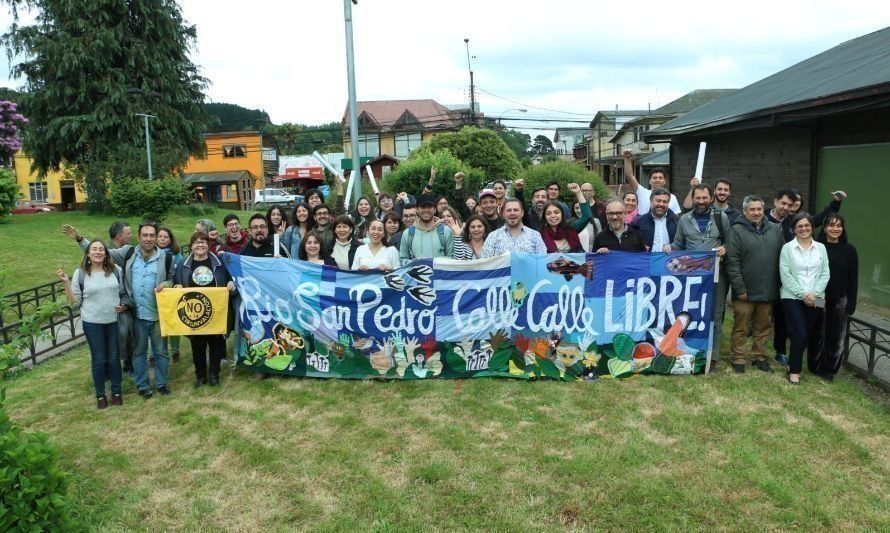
[845,313,890,387]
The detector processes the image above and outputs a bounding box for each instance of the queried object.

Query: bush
[382,147,485,205]
[107,178,190,222]
[427,126,521,182]
[0,392,71,530]
[520,161,609,203]
[0,169,19,222]
[170,203,218,217]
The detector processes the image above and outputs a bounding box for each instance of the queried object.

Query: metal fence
[0,280,82,366]
[845,315,890,387]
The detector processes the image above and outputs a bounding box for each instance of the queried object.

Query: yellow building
[182,131,265,210]
[341,99,469,172]
[12,151,85,210]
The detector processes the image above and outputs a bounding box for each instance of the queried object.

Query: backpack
[712,211,726,244]
[404,224,448,258]
[119,247,173,285]
[76,266,122,292]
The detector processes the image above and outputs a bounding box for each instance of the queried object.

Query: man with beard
[311,204,335,250]
[399,194,454,264]
[671,184,732,368]
[725,195,784,374]
[633,188,679,253]
[241,214,289,257]
[478,189,504,231]
[482,199,546,257]
[512,179,547,231]
[592,198,646,252]
[682,178,741,224]
[623,150,680,215]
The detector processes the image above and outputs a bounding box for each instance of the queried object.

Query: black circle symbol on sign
[177,291,213,329]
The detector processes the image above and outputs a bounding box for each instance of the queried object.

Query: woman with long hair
[351,196,374,240]
[436,195,450,216]
[167,231,237,387]
[815,213,858,381]
[570,201,603,253]
[491,179,508,212]
[352,219,399,271]
[465,196,478,216]
[266,204,288,237]
[453,215,490,260]
[622,191,639,224]
[439,205,463,238]
[375,193,395,220]
[57,241,128,409]
[284,202,313,258]
[299,230,337,266]
[779,212,831,385]
[383,211,404,250]
[157,226,184,361]
[540,183,591,253]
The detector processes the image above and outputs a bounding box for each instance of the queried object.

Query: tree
[382,146,484,204]
[0,170,19,221]
[0,100,28,167]
[520,161,608,203]
[427,126,521,181]
[271,122,342,155]
[530,135,555,156]
[1,0,209,210]
[495,127,531,162]
[204,102,271,133]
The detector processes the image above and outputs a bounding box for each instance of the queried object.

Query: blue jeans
[134,318,169,391]
[83,321,122,397]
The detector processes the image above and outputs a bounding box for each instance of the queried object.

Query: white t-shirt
[352,245,400,271]
[636,184,681,216]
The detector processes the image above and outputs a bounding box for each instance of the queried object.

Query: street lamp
[497,108,527,125]
[126,88,160,180]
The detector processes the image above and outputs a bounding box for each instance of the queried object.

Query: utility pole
[344,0,362,205]
[135,113,156,180]
[464,38,475,124]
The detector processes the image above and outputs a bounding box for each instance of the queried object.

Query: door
[59,180,76,211]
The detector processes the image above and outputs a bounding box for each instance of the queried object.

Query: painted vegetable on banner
[225,250,717,380]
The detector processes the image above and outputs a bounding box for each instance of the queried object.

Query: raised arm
[682,177,699,210]
[622,150,640,190]
[421,166,437,195]
[567,183,592,231]
[452,172,471,220]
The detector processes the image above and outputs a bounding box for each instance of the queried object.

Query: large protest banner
[224,251,717,380]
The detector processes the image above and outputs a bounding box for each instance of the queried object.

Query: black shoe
[138,389,154,399]
[209,374,220,386]
[156,385,171,395]
[110,394,123,406]
[822,374,835,382]
[194,378,207,388]
[732,363,746,374]
[775,353,789,365]
[754,360,773,373]
[97,396,108,410]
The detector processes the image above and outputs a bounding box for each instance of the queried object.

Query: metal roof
[648,27,890,138]
[639,149,670,166]
[183,170,253,184]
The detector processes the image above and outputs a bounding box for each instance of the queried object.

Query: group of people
[56,152,858,408]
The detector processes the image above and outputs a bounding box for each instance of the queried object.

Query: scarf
[625,209,639,225]
[540,223,582,253]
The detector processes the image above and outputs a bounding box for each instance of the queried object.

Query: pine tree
[2,0,208,209]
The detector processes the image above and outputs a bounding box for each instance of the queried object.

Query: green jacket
[779,240,830,300]
[725,217,784,302]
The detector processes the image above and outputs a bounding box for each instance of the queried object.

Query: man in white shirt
[623,150,681,215]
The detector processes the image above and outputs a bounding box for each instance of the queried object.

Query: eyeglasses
[249,224,267,230]
[226,221,240,228]
[606,211,625,217]
[315,212,330,217]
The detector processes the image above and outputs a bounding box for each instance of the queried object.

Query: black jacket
[592,226,646,252]
[633,210,679,250]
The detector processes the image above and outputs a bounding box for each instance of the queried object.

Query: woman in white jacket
[779,212,830,384]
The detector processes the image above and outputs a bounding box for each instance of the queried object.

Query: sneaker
[775,353,788,365]
[97,396,108,410]
[110,394,123,406]
[138,389,154,399]
[754,360,773,373]
[732,364,746,374]
[156,385,171,395]
[209,374,220,386]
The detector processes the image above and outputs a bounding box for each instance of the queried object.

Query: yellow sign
[157,287,229,336]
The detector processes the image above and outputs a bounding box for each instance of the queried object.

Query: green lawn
[0,210,254,293]
[4,343,889,531]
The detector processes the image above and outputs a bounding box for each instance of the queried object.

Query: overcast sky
[2,1,889,137]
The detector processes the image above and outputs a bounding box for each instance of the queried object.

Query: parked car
[254,188,302,206]
[12,201,55,215]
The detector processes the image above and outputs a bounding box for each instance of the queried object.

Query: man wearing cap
[482,198,546,257]
[399,193,455,265]
[478,189,504,231]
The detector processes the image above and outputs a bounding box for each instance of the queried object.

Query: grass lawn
[0,210,255,293]
[4,341,889,531]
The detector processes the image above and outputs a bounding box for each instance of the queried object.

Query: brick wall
[670,127,813,209]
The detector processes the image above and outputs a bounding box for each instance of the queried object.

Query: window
[356,133,380,158]
[394,132,422,158]
[28,182,47,202]
[222,144,247,158]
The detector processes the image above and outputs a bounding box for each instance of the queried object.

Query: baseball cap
[478,189,497,200]
[416,193,437,206]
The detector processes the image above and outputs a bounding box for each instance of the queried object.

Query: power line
[475,86,593,116]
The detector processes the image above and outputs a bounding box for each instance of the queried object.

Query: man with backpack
[65,221,175,397]
[399,194,454,265]
[670,184,732,369]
